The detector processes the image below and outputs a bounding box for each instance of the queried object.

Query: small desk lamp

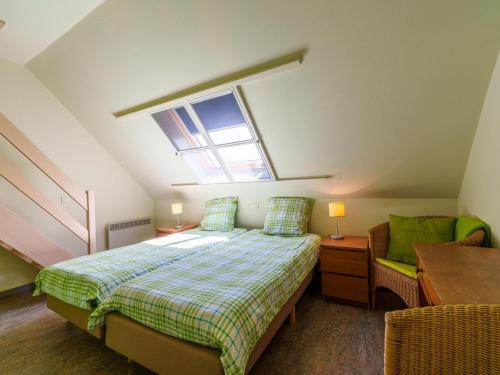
[171,203,183,229]
[329,202,345,240]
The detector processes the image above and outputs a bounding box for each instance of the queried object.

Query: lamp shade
[328,202,345,217]
[171,203,183,215]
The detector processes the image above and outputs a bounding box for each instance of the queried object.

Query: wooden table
[319,235,370,308]
[415,243,500,306]
[155,224,198,237]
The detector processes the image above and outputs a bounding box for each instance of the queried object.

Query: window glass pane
[152,107,207,150]
[217,143,271,181]
[192,92,253,145]
[183,150,229,184]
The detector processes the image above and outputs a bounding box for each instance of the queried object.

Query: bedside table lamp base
[174,214,182,229]
[174,216,182,229]
[330,234,344,240]
[330,216,344,240]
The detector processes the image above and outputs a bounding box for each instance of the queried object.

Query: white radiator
[107,217,153,249]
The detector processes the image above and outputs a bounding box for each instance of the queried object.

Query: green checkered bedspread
[88,229,320,375]
[33,228,247,309]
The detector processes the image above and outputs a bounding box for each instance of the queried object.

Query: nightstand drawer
[321,273,369,303]
[320,249,367,277]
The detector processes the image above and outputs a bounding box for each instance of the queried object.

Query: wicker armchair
[384,304,500,374]
[369,216,485,308]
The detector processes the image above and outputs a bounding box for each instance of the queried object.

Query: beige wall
[459,52,500,247]
[0,60,153,292]
[27,0,500,200]
[155,180,457,236]
[2,1,496,292]
[26,0,498,246]
[0,248,38,292]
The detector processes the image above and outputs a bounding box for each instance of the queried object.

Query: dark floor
[0,284,404,375]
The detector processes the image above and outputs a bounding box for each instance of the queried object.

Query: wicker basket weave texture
[384,304,500,375]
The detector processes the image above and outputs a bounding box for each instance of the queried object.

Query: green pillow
[200,197,238,231]
[263,197,315,236]
[387,215,455,265]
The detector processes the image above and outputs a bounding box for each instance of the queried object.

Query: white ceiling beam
[114,55,303,120]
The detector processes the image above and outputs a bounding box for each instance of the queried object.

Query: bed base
[46,294,104,339]
[105,271,313,375]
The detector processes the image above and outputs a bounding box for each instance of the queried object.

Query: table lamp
[171,203,183,229]
[329,202,345,240]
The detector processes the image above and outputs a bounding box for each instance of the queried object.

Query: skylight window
[151,89,274,184]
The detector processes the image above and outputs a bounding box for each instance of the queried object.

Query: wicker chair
[369,216,485,308]
[384,304,500,375]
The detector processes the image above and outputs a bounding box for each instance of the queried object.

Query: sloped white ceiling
[0,0,104,64]
[27,0,500,199]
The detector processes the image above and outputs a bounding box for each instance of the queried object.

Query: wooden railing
[0,113,96,255]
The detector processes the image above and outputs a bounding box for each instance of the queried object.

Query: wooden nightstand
[155,224,198,237]
[320,235,370,308]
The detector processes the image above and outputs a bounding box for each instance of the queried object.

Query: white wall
[2,1,495,292]
[459,52,500,247]
[25,0,498,245]
[0,60,153,292]
[0,249,38,292]
[0,0,104,64]
[155,180,457,236]
[27,0,500,200]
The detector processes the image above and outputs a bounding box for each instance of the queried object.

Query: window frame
[151,87,276,184]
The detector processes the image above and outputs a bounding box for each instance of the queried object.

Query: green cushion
[263,197,315,236]
[200,197,238,231]
[375,258,417,280]
[387,215,455,266]
[455,215,491,247]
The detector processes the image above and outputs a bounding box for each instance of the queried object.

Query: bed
[87,229,321,374]
[35,228,247,339]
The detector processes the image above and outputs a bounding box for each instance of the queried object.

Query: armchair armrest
[368,221,389,261]
[445,229,485,247]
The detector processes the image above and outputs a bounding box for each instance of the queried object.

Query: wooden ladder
[0,112,96,267]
